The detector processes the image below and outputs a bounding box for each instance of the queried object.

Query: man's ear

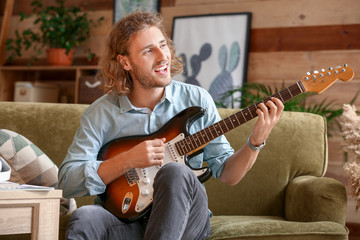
[117,54,131,71]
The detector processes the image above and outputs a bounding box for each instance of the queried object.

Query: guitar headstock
[300,64,354,94]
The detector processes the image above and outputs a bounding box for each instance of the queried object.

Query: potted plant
[6,0,103,66]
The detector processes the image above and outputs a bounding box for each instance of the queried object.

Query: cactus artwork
[209,41,240,105]
[180,43,212,86]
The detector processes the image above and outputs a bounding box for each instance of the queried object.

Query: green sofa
[0,101,348,240]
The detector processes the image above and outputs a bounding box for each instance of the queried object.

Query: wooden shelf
[0,65,98,70]
[0,65,99,103]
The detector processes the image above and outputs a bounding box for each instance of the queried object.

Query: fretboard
[175,81,306,156]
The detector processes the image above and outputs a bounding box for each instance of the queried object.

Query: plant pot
[46,48,74,66]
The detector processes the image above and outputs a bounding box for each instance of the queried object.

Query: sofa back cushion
[206,109,328,217]
[0,102,88,168]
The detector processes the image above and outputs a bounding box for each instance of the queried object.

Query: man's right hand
[97,138,166,185]
[124,138,166,168]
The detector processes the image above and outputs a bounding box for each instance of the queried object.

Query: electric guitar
[97,64,354,222]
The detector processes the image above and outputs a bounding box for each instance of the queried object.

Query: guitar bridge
[125,168,139,187]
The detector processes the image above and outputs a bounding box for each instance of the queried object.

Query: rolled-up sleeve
[58,111,106,198]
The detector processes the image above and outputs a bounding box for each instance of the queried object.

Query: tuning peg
[306,72,311,75]
[344,64,348,67]
[313,70,319,74]
[329,67,333,70]
[312,74,317,82]
[335,66,341,69]
[321,69,325,72]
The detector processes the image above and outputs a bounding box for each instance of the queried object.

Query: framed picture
[172,13,252,107]
[113,0,159,22]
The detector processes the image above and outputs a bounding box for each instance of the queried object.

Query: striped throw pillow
[0,129,58,187]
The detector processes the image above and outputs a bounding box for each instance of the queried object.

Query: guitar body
[97,106,212,222]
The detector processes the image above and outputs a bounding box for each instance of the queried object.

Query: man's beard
[130,59,171,89]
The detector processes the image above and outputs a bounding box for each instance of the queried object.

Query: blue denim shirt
[58,80,234,198]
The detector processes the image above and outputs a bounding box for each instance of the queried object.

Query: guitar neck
[175,81,306,156]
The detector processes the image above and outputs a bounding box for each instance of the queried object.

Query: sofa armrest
[285,175,347,225]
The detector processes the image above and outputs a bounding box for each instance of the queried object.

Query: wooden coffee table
[0,189,62,240]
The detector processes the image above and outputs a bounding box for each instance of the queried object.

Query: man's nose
[155,47,167,60]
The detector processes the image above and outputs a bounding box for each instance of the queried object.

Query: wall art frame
[113,0,160,22]
[172,12,252,107]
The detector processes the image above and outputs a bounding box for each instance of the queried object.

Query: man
[58,11,284,240]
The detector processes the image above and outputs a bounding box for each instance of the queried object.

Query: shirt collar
[118,82,174,113]
[118,95,134,113]
[163,83,174,104]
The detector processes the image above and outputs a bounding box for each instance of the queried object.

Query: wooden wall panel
[250,24,360,52]
[161,0,360,35]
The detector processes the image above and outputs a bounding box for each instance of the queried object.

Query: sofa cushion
[208,109,328,217]
[209,216,348,240]
[0,129,58,187]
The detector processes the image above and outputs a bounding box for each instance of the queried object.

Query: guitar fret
[198,132,206,146]
[204,130,211,142]
[241,110,248,121]
[208,126,215,139]
[296,81,304,93]
[214,123,221,136]
[280,89,291,102]
[196,134,203,148]
[199,130,208,144]
[237,112,245,125]
[187,138,195,151]
[274,92,284,103]
[190,135,198,149]
[223,119,230,131]
[250,104,257,117]
[181,140,190,154]
[217,122,225,135]
[234,114,240,126]
[248,107,254,118]
[175,141,184,156]
[228,116,236,129]
[287,87,294,98]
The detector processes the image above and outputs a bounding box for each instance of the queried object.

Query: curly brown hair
[97,11,183,95]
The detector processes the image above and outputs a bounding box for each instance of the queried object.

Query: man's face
[121,26,172,89]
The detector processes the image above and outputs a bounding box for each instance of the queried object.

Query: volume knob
[141,189,150,196]
[143,177,151,185]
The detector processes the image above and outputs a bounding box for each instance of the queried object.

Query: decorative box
[78,76,103,104]
[14,81,59,103]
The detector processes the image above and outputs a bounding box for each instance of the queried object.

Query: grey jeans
[66,162,211,240]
